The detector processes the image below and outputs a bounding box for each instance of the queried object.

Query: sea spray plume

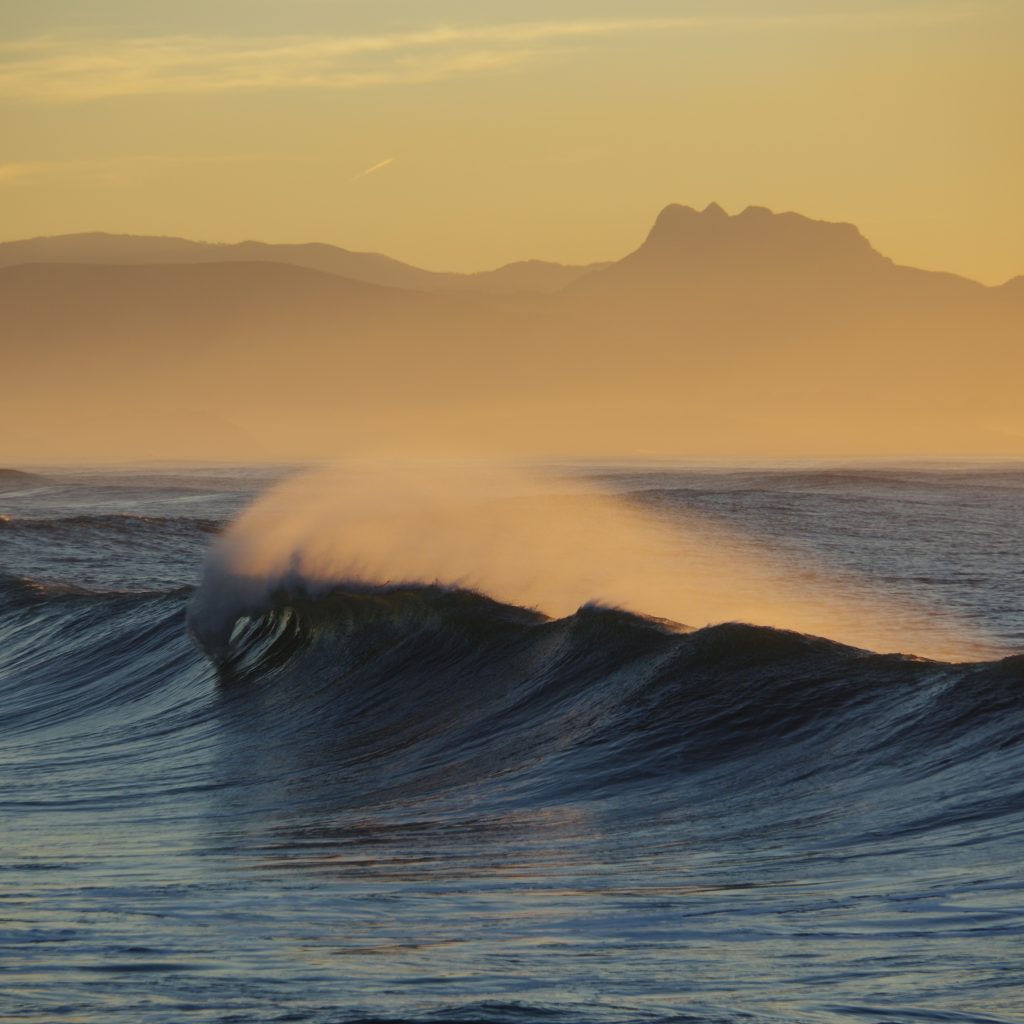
[187,463,996,663]
[186,463,670,658]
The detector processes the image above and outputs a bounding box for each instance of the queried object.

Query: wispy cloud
[0,6,982,103]
[351,157,395,183]
[0,153,291,187]
[0,160,66,185]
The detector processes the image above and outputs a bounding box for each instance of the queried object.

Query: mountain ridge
[1,203,1015,291]
[0,230,607,295]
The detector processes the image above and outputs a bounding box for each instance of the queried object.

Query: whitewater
[1,461,1023,1024]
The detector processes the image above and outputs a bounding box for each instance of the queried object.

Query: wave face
[2,464,1024,1024]
[193,583,1024,817]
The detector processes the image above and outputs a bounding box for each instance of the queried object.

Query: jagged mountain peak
[634,201,884,273]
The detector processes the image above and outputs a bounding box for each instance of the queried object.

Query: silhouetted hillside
[0,233,603,294]
[1,205,1021,460]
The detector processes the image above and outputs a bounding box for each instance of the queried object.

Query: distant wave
[0,512,221,537]
[0,570,193,602]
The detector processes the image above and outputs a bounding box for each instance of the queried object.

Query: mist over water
[190,463,995,662]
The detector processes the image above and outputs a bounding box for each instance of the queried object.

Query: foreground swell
[182,582,1024,843]
[4,574,1024,1023]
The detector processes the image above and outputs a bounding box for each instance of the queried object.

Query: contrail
[351,157,394,182]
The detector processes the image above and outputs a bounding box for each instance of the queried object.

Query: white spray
[188,462,995,663]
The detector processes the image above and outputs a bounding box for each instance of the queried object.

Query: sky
[1,0,1021,284]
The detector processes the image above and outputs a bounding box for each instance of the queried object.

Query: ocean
[1,462,1022,1024]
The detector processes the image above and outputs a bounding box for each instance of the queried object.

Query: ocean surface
[1,462,1023,1024]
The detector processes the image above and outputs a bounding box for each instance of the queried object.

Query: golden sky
[1,0,1021,283]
